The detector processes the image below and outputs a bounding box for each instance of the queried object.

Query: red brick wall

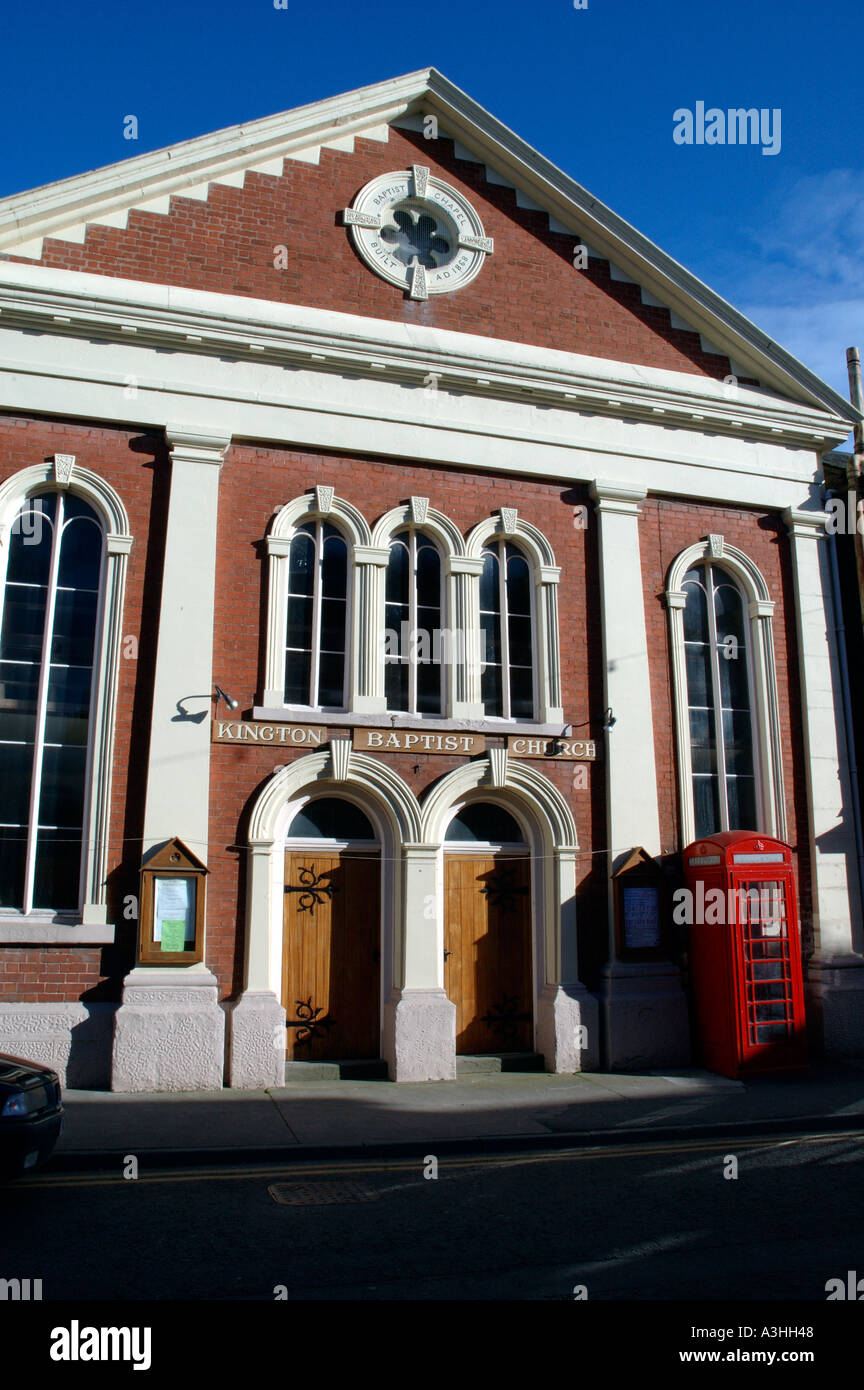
[2,127,738,383]
[0,414,167,1003]
[207,443,608,997]
[0,419,812,1008]
[640,496,811,946]
[205,447,810,999]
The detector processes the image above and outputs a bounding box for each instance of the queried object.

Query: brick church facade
[0,70,860,1090]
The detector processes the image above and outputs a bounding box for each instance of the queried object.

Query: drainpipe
[824,485,864,912]
[845,347,864,629]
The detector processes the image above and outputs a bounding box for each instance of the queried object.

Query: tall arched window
[0,491,103,912]
[667,538,785,846]
[480,541,534,719]
[682,563,756,836]
[384,529,443,715]
[285,520,348,708]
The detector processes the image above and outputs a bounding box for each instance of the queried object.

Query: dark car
[0,1054,63,1177]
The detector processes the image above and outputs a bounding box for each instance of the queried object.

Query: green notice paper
[160,919,187,952]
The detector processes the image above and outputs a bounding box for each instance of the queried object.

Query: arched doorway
[443,802,533,1053]
[282,795,380,1061]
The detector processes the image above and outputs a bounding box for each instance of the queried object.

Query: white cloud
[732,169,864,402]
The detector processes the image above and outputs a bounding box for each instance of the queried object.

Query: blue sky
[1,0,861,404]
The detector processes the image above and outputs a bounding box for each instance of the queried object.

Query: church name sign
[212,721,598,760]
[508,737,597,761]
[213,720,327,746]
[353,728,485,754]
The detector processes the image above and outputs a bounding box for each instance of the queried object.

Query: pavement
[46,1059,864,1170]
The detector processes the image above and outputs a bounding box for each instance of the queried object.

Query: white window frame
[666,536,786,846]
[384,527,446,717]
[465,509,563,725]
[478,537,539,721]
[0,462,132,926]
[284,517,350,711]
[263,489,370,713]
[264,496,564,726]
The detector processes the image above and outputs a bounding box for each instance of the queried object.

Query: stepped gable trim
[0,67,857,424]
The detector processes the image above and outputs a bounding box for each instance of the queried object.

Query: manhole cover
[268,1180,379,1206]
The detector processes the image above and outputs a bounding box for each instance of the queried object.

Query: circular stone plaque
[342,165,494,300]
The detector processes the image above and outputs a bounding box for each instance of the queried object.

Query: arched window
[480,541,534,719]
[682,563,756,836]
[384,529,443,715]
[445,802,526,845]
[285,520,348,708]
[0,491,103,912]
[288,796,376,841]
[667,538,785,845]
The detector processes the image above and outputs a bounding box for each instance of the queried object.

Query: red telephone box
[682,832,807,1078]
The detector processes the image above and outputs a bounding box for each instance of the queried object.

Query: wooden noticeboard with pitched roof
[138,837,207,966]
[613,847,670,961]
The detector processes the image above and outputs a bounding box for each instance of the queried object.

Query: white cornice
[0,71,424,253]
[0,67,857,424]
[0,262,846,449]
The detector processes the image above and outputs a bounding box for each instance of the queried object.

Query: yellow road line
[9,1129,861,1191]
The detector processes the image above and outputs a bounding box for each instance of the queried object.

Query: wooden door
[282,850,380,1060]
[444,854,532,1053]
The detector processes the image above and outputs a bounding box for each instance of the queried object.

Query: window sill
[253,707,568,738]
[0,918,116,945]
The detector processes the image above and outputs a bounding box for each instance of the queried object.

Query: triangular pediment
[0,68,856,423]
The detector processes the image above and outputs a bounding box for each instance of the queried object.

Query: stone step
[456,1052,546,1076]
[283,1058,389,1083]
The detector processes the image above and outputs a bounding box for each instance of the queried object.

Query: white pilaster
[590,480,661,869]
[784,508,864,1055]
[111,965,225,1092]
[353,545,390,714]
[591,479,688,1068]
[142,427,230,856]
[448,555,486,718]
[382,842,456,1080]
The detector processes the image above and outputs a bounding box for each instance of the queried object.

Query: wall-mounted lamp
[602,707,617,731]
[214,685,239,711]
[561,724,573,738]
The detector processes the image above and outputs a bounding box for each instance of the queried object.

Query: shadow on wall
[0,1004,117,1090]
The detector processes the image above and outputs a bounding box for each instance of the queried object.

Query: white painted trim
[464,511,563,723]
[0,921,115,943]
[246,753,421,1006]
[141,429,229,858]
[783,508,862,957]
[0,65,855,419]
[419,760,580,1040]
[590,480,661,927]
[0,262,847,450]
[264,490,375,710]
[0,464,132,918]
[665,538,786,845]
